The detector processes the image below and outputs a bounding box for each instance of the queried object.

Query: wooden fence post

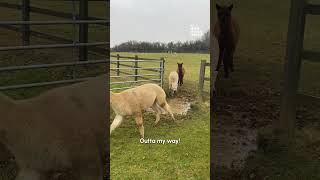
[199,60,206,98]
[134,55,138,81]
[22,0,30,46]
[117,54,120,76]
[79,0,88,61]
[160,57,165,87]
[278,0,306,145]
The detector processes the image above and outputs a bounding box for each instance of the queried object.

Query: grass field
[213,0,320,179]
[110,52,210,179]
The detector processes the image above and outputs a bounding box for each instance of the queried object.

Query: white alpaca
[168,71,179,96]
[0,75,107,180]
[110,83,175,138]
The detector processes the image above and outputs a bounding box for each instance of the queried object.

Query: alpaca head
[216,4,233,26]
[171,81,178,93]
[177,63,183,70]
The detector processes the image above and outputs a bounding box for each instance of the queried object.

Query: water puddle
[146,97,191,115]
[213,126,257,169]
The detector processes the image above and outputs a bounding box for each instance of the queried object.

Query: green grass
[110,102,210,180]
[110,53,210,179]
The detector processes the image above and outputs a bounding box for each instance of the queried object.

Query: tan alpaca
[110,83,175,138]
[0,75,108,180]
[168,71,179,96]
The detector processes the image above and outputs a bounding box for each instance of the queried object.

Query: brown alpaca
[176,63,185,86]
[110,83,175,138]
[214,4,240,78]
[0,75,108,180]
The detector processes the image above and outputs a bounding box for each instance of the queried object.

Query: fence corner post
[22,0,30,46]
[134,55,138,81]
[198,60,206,99]
[160,57,165,88]
[117,54,120,76]
[79,0,88,61]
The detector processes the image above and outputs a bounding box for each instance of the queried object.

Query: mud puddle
[213,125,257,169]
[146,97,191,115]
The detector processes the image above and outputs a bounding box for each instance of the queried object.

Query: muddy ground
[212,77,320,171]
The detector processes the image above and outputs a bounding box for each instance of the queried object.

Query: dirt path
[213,81,320,170]
[212,87,280,169]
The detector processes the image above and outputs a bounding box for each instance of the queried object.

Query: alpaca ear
[216,4,221,10]
[228,4,233,10]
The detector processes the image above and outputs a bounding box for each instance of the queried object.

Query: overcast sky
[111,0,209,47]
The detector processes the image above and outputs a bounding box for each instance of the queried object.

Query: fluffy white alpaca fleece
[110,83,175,138]
[0,75,108,180]
[168,71,179,95]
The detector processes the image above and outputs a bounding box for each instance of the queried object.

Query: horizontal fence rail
[0,60,108,90]
[0,24,107,55]
[0,20,109,25]
[0,2,109,26]
[0,42,109,51]
[305,4,320,15]
[110,55,165,91]
[0,60,109,72]
[0,78,92,91]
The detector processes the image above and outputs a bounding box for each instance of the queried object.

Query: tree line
[111,30,209,53]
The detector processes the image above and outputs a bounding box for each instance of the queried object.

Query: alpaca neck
[219,20,232,35]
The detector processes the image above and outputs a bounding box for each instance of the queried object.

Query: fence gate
[0,0,109,91]
[279,0,320,141]
[110,54,165,91]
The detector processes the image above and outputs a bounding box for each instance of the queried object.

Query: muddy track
[213,84,320,169]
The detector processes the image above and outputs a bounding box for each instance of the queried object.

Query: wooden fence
[198,59,210,97]
[279,0,320,143]
[110,54,165,91]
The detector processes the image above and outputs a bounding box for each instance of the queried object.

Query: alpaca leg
[135,114,144,138]
[161,103,175,121]
[152,104,162,125]
[223,52,230,78]
[230,51,235,72]
[216,48,224,71]
[110,115,123,134]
